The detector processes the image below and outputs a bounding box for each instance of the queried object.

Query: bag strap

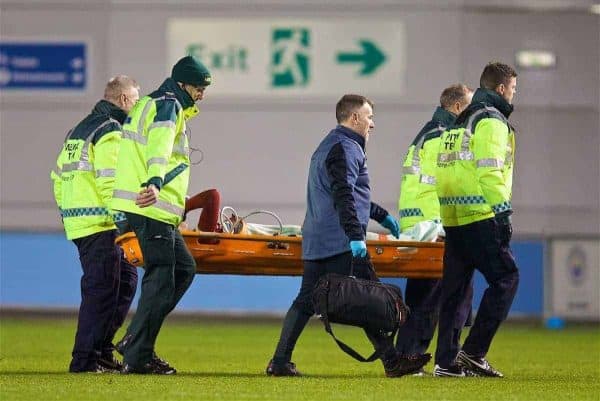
[321,316,382,362]
[320,314,397,362]
[317,275,393,363]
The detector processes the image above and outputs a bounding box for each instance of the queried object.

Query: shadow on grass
[178,372,383,379]
[0,371,383,379]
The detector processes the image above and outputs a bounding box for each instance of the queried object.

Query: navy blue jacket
[302,125,388,260]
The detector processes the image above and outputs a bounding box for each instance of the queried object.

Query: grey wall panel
[0,1,598,235]
[462,11,599,108]
[509,107,599,234]
[0,7,110,106]
[184,108,431,229]
[0,109,90,230]
[511,107,599,208]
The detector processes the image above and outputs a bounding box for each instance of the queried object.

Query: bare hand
[136,184,159,208]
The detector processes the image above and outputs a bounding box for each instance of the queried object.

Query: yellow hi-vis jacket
[111,78,197,226]
[436,88,515,227]
[398,107,455,231]
[50,100,127,240]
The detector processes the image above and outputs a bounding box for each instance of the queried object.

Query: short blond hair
[104,75,139,103]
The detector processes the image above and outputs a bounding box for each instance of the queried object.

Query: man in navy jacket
[266,94,430,378]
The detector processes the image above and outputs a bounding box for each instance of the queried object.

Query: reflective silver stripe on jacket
[122,130,147,145]
[147,157,168,168]
[149,121,176,131]
[141,95,183,135]
[461,106,507,151]
[59,119,119,175]
[403,165,420,175]
[438,151,474,163]
[407,127,442,172]
[95,168,116,178]
[113,189,185,216]
[62,161,93,172]
[173,129,190,156]
[128,96,185,153]
[439,107,508,165]
[137,100,155,135]
[173,144,190,156]
[419,174,436,185]
[506,142,513,164]
[476,158,504,168]
[79,119,119,163]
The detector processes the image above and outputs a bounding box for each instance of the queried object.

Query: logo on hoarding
[566,246,586,287]
[270,28,310,88]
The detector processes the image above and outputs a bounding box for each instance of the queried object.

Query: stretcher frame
[116,231,443,278]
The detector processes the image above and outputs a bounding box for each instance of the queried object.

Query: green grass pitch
[0,317,598,400]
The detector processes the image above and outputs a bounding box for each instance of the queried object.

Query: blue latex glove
[381,215,400,239]
[349,240,367,258]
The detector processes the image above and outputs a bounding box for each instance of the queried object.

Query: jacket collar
[472,88,513,118]
[336,124,366,150]
[93,100,127,124]
[157,78,195,109]
[431,106,456,127]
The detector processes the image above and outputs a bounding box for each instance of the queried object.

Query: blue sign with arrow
[336,39,387,76]
[0,42,87,90]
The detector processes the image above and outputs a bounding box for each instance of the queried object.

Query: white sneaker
[456,351,503,377]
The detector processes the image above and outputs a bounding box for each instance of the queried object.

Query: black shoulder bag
[311,257,408,362]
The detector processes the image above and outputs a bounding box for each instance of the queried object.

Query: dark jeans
[121,213,196,368]
[70,229,138,372]
[395,277,473,356]
[272,251,399,369]
[434,217,519,367]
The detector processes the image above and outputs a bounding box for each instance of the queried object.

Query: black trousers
[121,213,196,368]
[272,251,399,369]
[70,229,138,372]
[434,217,519,367]
[395,276,473,356]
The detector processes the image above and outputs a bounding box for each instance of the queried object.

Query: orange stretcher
[116,230,443,278]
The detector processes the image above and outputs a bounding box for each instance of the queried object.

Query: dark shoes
[385,353,432,378]
[98,352,123,371]
[116,335,177,374]
[265,354,429,378]
[151,352,176,373]
[433,364,477,377]
[456,351,504,377]
[121,359,177,375]
[266,359,301,376]
[115,335,132,355]
[69,363,118,374]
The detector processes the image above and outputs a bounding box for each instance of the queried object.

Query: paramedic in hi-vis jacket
[111,56,211,374]
[395,84,474,367]
[433,62,519,378]
[51,76,140,373]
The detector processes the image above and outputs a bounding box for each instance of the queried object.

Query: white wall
[1,0,598,235]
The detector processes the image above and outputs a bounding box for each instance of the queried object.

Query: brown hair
[336,94,374,123]
[480,62,517,90]
[440,84,473,109]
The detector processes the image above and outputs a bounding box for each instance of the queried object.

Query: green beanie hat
[171,56,212,86]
